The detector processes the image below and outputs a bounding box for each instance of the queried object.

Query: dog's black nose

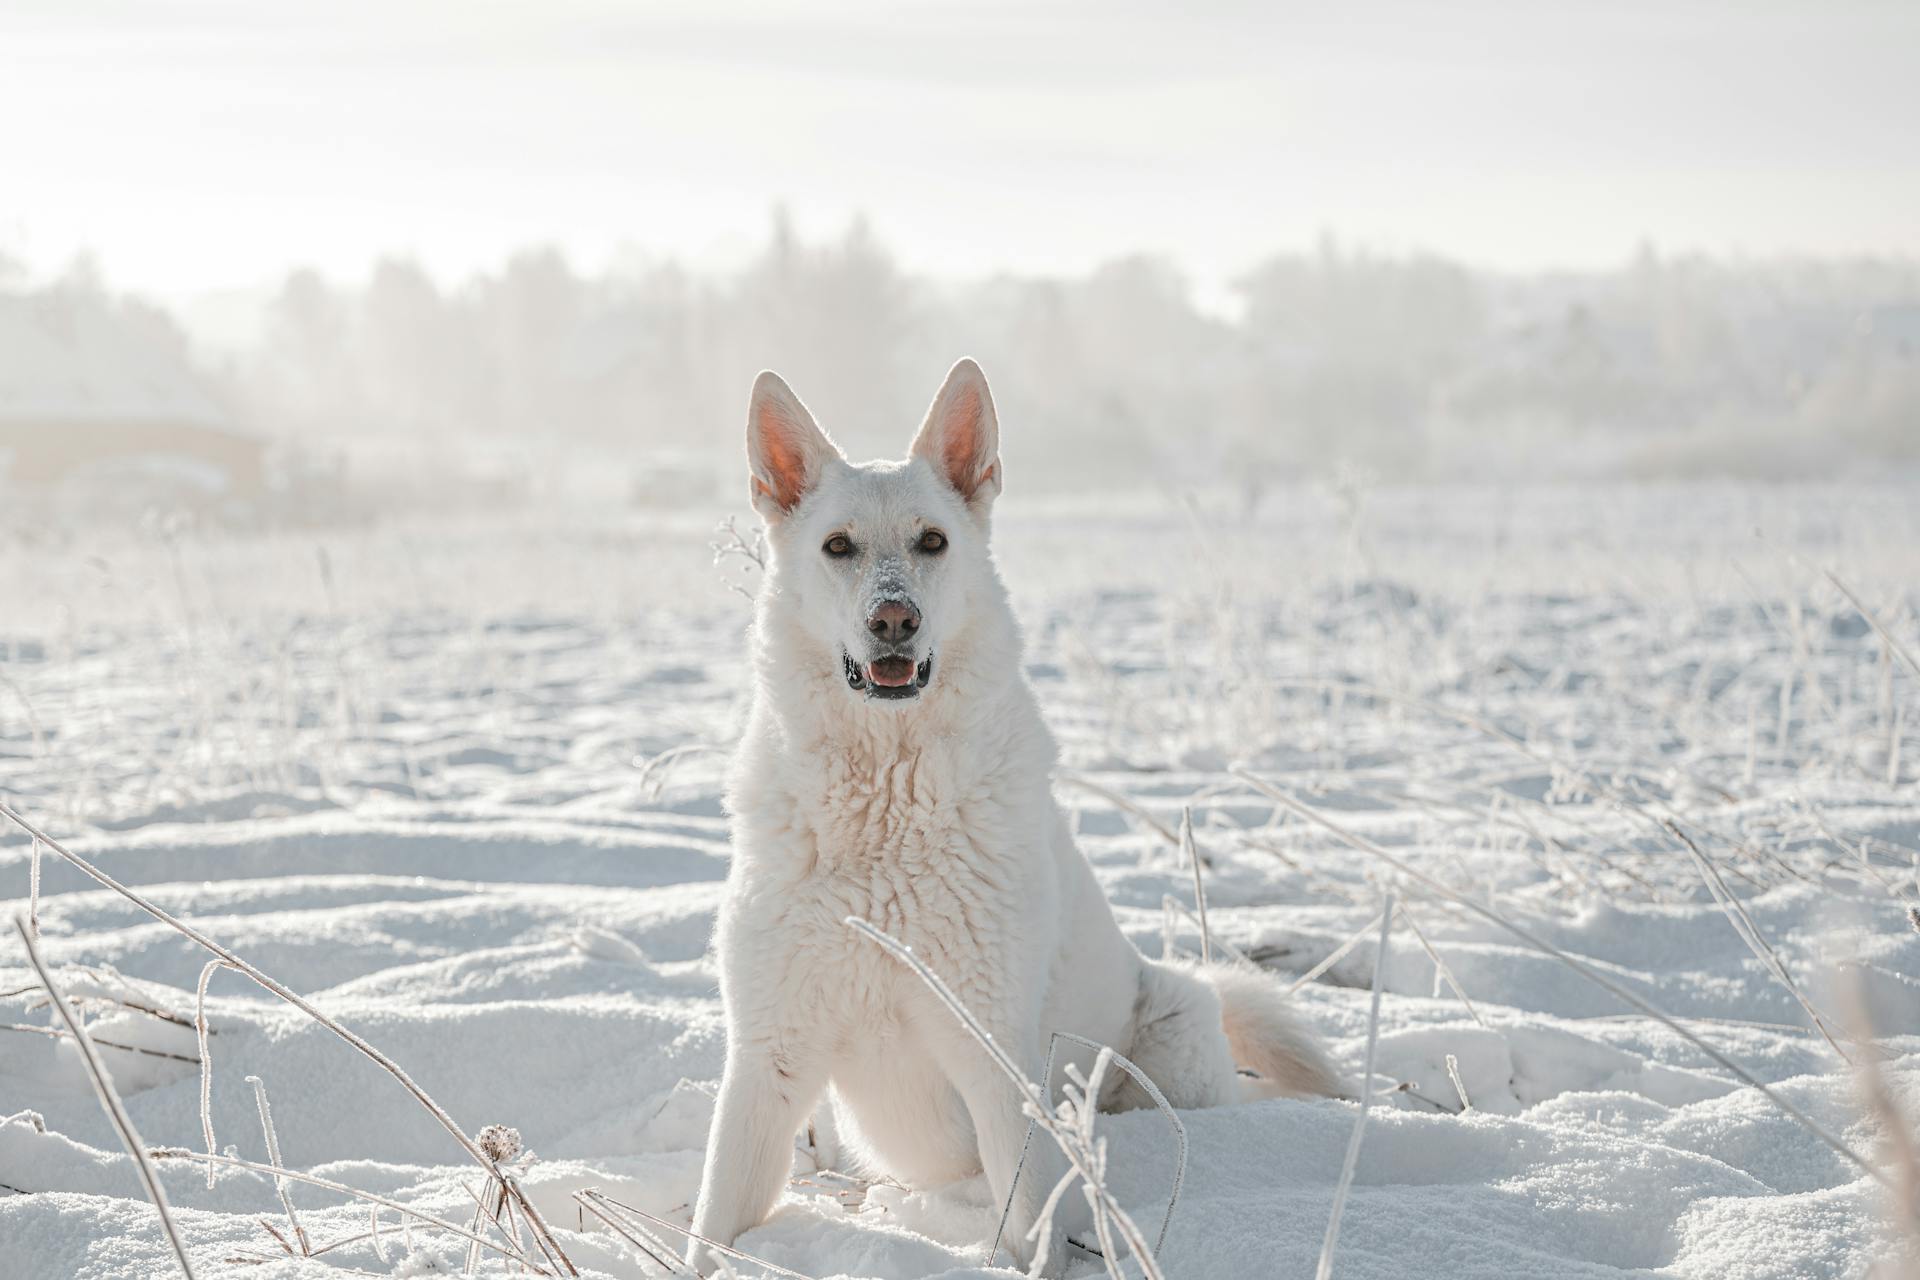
[867,601,920,643]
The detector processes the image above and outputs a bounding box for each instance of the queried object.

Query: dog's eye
[916,529,947,555]
[823,534,855,558]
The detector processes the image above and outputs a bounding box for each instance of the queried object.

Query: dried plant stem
[1160,896,1251,966]
[1397,904,1487,1028]
[148,1149,546,1273]
[1444,1054,1472,1112]
[1230,769,1884,1186]
[1059,774,1198,860]
[569,1192,686,1274]
[1288,909,1391,995]
[0,798,578,1276]
[1824,567,1920,685]
[13,914,197,1279]
[0,1020,198,1063]
[244,1075,309,1255]
[1315,894,1394,1280]
[194,959,236,1189]
[1180,807,1212,963]
[1664,820,1854,1063]
[27,836,41,940]
[994,1029,1189,1266]
[577,1188,810,1278]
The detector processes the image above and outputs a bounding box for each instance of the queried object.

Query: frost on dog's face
[746,360,1003,703]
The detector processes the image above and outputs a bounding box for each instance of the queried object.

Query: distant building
[0,289,263,502]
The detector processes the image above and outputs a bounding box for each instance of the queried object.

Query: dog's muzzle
[843,650,935,700]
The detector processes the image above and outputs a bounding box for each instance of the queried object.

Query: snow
[3,481,1919,1278]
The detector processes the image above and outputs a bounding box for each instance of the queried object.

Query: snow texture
[3,482,1919,1278]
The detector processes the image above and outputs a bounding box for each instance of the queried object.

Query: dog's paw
[683,1241,724,1277]
[999,1214,1072,1279]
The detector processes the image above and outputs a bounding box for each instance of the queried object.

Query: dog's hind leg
[1107,961,1245,1111]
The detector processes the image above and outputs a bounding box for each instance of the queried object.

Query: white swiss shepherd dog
[690,359,1338,1274]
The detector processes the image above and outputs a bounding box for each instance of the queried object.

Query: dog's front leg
[687,1036,828,1275]
[940,1024,1067,1277]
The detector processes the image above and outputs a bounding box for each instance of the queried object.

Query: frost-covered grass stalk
[26,836,39,940]
[1160,894,1251,966]
[1060,773,1184,850]
[984,1027,1189,1273]
[1316,894,1394,1280]
[244,1074,309,1256]
[1444,1054,1472,1113]
[192,959,236,1190]
[1287,908,1391,996]
[1396,903,1486,1029]
[574,1188,813,1279]
[568,1190,689,1275]
[12,913,197,1280]
[0,798,580,1275]
[148,1149,547,1271]
[1180,807,1212,963]
[1665,820,1853,1063]
[1233,771,1887,1186]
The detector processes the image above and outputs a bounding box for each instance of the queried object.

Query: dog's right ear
[746,371,840,521]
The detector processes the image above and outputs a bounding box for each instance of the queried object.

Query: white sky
[4,0,1918,307]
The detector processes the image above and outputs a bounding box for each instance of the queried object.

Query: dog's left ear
[910,358,1002,511]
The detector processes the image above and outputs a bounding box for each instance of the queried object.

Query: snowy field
[4,481,1920,1279]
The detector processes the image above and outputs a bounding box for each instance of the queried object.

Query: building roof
[0,290,242,434]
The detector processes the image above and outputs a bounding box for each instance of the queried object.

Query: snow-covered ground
[4,481,1920,1279]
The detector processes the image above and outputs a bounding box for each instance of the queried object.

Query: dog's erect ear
[910,358,1002,509]
[747,371,840,521]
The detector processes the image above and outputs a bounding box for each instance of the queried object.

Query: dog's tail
[1205,963,1343,1100]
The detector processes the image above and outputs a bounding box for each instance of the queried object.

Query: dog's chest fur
[728,709,1051,1040]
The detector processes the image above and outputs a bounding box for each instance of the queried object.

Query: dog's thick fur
[689,360,1337,1273]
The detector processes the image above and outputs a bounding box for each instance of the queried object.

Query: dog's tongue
[866,656,917,688]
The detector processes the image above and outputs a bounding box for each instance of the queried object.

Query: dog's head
[745,359,1004,705]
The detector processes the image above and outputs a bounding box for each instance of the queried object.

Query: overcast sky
[4,0,1918,307]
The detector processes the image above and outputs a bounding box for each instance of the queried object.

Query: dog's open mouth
[843,651,935,699]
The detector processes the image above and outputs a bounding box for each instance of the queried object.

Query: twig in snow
[13,914,197,1279]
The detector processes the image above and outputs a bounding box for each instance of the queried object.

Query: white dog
[689,360,1337,1274]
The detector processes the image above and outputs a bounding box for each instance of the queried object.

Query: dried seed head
[476,1123,522,1164]
[1908,906,1920,936]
